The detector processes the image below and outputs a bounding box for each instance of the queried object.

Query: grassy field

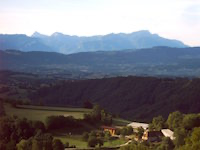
[55,135,127,148]
[4,103,130,126]
[4,103,91,122]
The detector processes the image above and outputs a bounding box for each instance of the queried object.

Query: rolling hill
[0,47,200,76]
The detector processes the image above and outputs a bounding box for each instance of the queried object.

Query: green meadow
[4,103,91,122]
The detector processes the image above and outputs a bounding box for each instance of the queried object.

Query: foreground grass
[4,104,91,122]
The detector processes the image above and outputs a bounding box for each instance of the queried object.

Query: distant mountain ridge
[0,30,187,54]
[0,34,53,52]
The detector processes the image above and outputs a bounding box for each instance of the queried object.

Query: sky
[0,0,200,46]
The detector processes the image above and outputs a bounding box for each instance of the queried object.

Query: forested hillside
[31,76,200,122]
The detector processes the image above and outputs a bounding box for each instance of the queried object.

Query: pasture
[4,103,91,122]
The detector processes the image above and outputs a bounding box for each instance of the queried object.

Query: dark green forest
[31,76,200,122]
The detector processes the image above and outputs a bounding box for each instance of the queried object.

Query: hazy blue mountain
[0,34,53,52]
[1,47,200,77]
[32,30,187,54]
[32,32,49,39]
[0,30,187,54]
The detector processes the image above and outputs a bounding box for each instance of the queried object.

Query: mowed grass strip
[112,118,131,126]
[4,104,90,122]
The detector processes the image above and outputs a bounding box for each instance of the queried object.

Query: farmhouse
[127,122,149,130]
[161,129,175,140]
[101,126,117,136]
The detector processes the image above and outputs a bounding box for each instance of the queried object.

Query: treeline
[45,104,112,131]
[31,76,200,121]
[83,105,112,125]
[46,115,82,130]
[0,115,65,150]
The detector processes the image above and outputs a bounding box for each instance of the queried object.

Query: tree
[15,118,34,140]
[96,138,104,148]
[88,136,98,147]
[152,116,165,131]
[104,131,111,141]
[52,139,64,150]
[121,127,128,136]
[92,104,101,121]
[89,131,96,137]
[167,111,183,130]
[148,123,154,131]
[87,136,103,148]
[174,127,187,148]
[156,137,174,150]
[33,132,53,150]
[127,126,133,135]
[137,127,144,140]
[64,142,69,148]
[82,132,89,141]
[190,127,200,145]
[182,114,200,130]
[179,127,200,150]
[33,121,45,133]
[87,131,104,148]
[0,116,15,143]
[17,139,32,150]
[115,129,121,135]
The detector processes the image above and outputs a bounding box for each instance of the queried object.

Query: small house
[127,122,149,130]
[101,126,116,136]
[161,129,175,140]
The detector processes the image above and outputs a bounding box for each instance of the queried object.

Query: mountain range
[0,30,187,54]
[1,47,200,77]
